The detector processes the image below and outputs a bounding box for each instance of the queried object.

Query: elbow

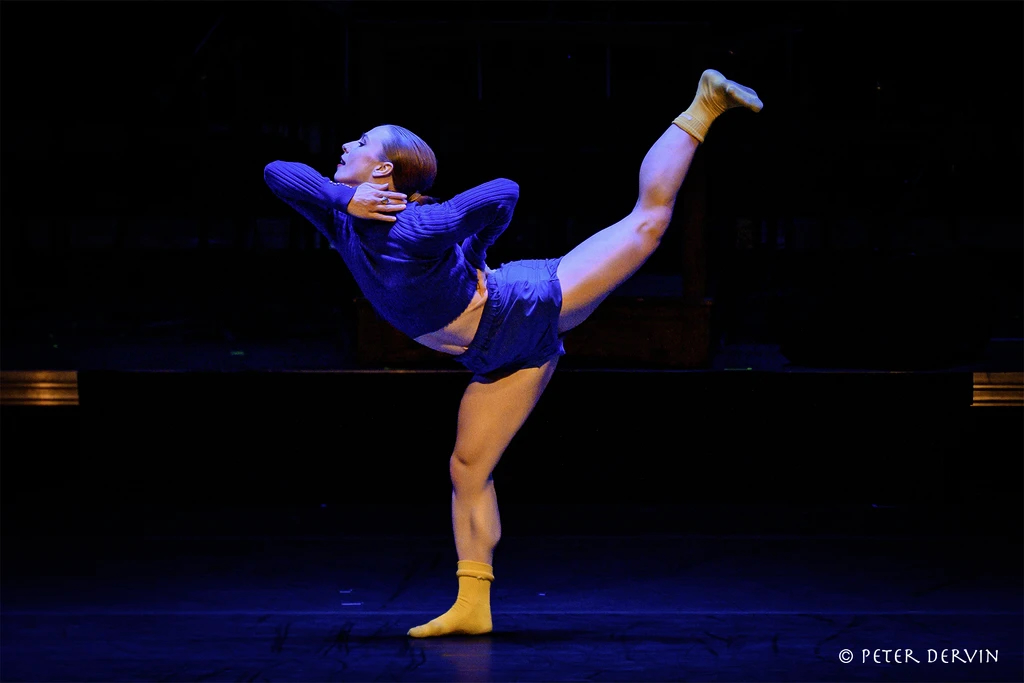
[634,207,673,246]
[498,178,520,202]
[263,161,284,191]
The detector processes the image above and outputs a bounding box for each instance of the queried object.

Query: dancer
[264,69,763,637]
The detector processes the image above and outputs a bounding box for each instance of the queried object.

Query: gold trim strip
[0,370,1013,408]
[972,372,1024,407]
[0,371,80,406]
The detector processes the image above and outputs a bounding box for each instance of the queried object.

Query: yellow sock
[407,561,494,638]
[673,69,764,143]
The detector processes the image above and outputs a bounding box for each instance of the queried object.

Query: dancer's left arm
[395,178,519,270]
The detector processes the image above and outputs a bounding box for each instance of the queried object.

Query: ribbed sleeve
[263,161,356,215]
[392,179,518,260]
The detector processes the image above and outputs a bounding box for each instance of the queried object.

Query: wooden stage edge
[0,369,1021,408]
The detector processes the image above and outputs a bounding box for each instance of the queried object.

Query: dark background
[1,0,1021,538]
[1,0,1021,371]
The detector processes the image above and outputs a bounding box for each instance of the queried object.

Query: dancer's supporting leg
[557,69,763,332]
[407,359,559,638]
[407,68,762,639]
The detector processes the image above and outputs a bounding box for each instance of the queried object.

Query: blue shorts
[453,258,566,383]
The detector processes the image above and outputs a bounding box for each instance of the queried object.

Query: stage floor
[1,365,1021,681]
[2,528,1021,682]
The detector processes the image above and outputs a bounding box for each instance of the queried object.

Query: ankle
[457,560,495,581]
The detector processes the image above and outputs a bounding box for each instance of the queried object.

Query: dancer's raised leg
[557,69,762,333]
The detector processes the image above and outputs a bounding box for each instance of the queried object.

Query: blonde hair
[378,125,438,204]
[379,124,438,204]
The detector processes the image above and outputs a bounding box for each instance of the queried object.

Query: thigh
[555,212,663,334]
[452,358,559,476]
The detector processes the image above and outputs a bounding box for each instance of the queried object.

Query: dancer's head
[334,124,437,202]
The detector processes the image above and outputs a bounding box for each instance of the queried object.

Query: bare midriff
[413,268,489,355]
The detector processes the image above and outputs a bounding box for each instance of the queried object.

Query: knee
[449,452,490,493]
[630,206,673,245]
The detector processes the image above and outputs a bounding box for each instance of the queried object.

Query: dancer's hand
[348,182,407,222]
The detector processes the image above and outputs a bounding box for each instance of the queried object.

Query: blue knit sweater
[264,161,519,338]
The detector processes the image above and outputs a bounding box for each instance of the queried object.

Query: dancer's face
[334,127,393,186]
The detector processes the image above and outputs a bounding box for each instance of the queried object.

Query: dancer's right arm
[263,161,407,234]
[264,161,356,236]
